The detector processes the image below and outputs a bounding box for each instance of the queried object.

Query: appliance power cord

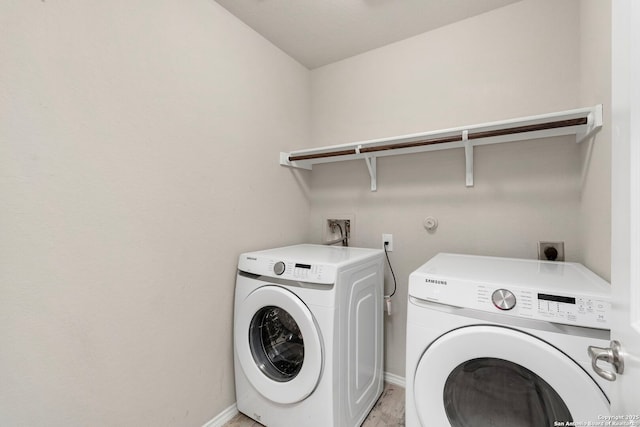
[384,242,397,298]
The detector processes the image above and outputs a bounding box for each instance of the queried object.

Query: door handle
[588,340,624,381]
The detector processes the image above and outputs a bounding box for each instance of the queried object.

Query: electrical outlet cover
[382,234,393,251]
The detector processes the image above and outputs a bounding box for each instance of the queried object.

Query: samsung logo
[246,256,257,261]
[425,278,447,285]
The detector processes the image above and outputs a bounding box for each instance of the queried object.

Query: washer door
[235,285,323,404]
[414,325,609,427]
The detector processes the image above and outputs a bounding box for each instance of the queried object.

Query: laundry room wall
[308,0,610,379]
[578,0,612,282]
[0,1,310,426]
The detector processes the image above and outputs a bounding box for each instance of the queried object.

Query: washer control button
[492,289,516,311]
[273,261,286,276]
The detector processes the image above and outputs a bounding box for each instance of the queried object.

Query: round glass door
[413,325,609,426]
[235,285,322,404]
[443,358,572,426]
[249,305,305,382]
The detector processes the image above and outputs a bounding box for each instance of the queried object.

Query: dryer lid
[409,253,610,297]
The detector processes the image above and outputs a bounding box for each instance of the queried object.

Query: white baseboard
[202,403,238,427]
[384,371,406,388]
[204,372,405,427]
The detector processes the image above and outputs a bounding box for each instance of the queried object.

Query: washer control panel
[239,255,336,284]
[268,260,326,281]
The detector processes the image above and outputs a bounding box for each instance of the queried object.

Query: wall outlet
[382,234,393,251]
[538,241,565,261]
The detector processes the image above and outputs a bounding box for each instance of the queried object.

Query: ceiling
[214,0,521,69]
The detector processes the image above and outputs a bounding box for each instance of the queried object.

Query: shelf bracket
[357,145,377,191]
[576,104,603,143]
[279,152,312,170]
[463,130,474,187]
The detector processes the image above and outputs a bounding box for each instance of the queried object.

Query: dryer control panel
[475,285,610,329]
[408,253,612,330]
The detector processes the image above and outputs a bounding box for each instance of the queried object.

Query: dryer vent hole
[538,241,565,262]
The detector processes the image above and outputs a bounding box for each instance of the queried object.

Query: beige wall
[309,0,610,378]
[1,0,613,424]
[0,1,310,426]
[578,0,612,281]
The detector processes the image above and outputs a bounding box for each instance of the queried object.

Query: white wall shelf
[280,104,603,191]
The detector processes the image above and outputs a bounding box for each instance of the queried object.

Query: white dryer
[406,253,612,427]
[234,244,384,427]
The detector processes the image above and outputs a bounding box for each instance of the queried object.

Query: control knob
[492,289,516,311]
[273,261,286,276]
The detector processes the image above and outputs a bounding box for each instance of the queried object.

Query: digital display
[538,293,576,304]
[295,263,312,269]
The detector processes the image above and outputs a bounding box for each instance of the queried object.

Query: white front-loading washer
[234,244,384,427]
[406,253,612,427]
